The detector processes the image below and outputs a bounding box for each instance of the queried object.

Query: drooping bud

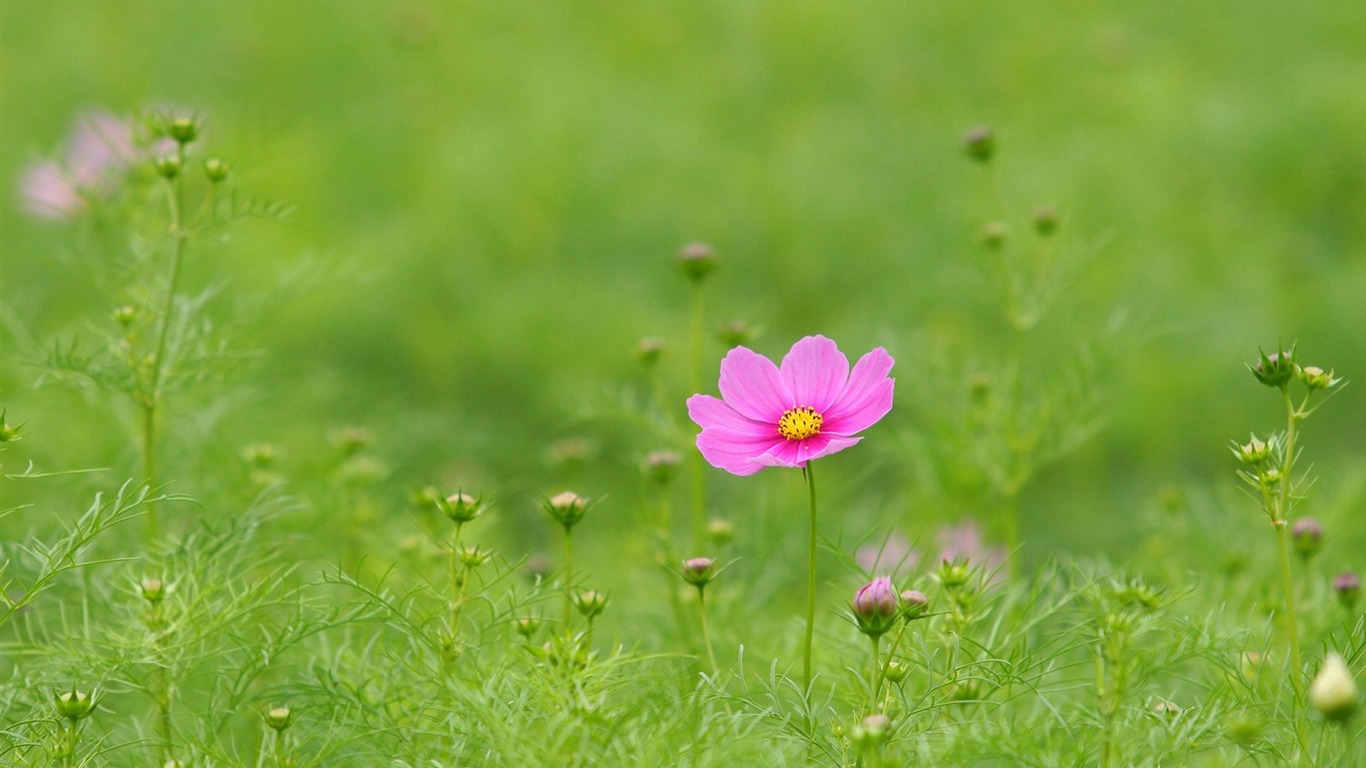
[681,557,716,588]
[1250,346,1296,388]
[544,491,589,530]
[852,577,900,638]
[54,687,96,721]
[264,705,294,732]
[571,590,609,620]
[1333,571,1360,609]
[962,125,995,163]
[1308,653,1358,723]
[1291,518,1323,559]
[677,241,717,282]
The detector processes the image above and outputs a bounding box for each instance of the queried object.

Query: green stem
[868,634,882,712]
[273,729,287,768]
[803,461,818,692]
[450,522,464,631]
[61,718,77,768]
[1277,388,1310,760]
[563,526,574,630]
[698,587,718,675]
[143,171,189,542]
[689,283,707,549]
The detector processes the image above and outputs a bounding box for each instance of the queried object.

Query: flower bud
[1308,653,1358,723]
[884,659,909,684]
[1031,205,1059,236]
[979,221,1007,250]
[1291,517,1323,559]
[637,337,664,367]
[154,154,182,180]
[1240,651,1264,685]
[1333,571,1360,609]
[1250,347,1296,388]
[329,426,371,456]
[681,557,716,588]
[113,305,137,327]
[1296,365,1341,391]
[139,577,167,604]
[203,157,230,183]
[677,241,717,282]
[717,320,757,347]
[439,492,484,524]
[963,125,995,162]
[899,589,929,621]
[458,544,492,568]
[242,443,277,468]
[1153,700,1181,720]
[853,577,900,638]
[0,411,22,444]
[544,491,589,529]
[1232,435,1269,465]
[850,713,892,748]
[1260,467,1282,487]
[937,561,972,590]
[514,616,542,638]
[54,687,96,721]
[644,451,680,485]
[264,705,294,732]
[166,116,199,145]
[707,518,734,544]
[571,590,609,620]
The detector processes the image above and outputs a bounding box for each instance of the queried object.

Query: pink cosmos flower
[687,335,894,475]
[18,110,137,221]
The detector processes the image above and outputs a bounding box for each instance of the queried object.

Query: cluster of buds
[543,491,590,531]
[852,578,930,638]
[1249,345,1344,392]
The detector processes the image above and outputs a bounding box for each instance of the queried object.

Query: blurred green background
[3,1,1364,567]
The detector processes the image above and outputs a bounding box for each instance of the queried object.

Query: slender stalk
[1276,388,1310,760]
[802,461,819,691]
[697,587,718,675]
[61,718,77,768]
[689,283,707,548]
[449,522,464,630]
[562,527,574,629]
[867,634,882,712]
[272,729,287,768]
[142,167,189,542]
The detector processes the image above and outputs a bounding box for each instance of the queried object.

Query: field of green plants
[2,2,1364,766]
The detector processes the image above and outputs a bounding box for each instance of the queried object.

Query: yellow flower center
[778,406,823,441]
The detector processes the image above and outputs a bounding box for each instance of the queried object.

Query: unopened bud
[458,544,492,568]
[1291,518,1323,559]
[514,617,542,638]
[899,589,929,621]
[853,577,900,638]
[1031,205,1059,236]
[1250,347,1296,388]
[264,705,294,732]
[1153,700,1182,720]
[154,154,182,180]
[979,221,1007,249]
[1297,365,1341,391]
[166,116,199,145]
[1233,435,1269,465]
[681,557,716,588]
[204,157,230,183]
[707,518,734,544]
[439,492,484,524]
[963,125,995,162]
[1308,653,1358,723]
[637,337,664,367]
[139,577,167,604]
[644,451,680,485]
[54,687,96,721]
[113,305,137,327]
[677,241,717,282]
[850,713,892,748]
[1333,572,1360,609]
[717,320,757,347]
[544,491,589,530]
[0,411,22,444]
[884,659,909,684]
[571,590,609,620]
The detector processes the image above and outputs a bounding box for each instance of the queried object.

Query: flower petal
[780,335,849,412]
[697,427,783,476]
[753,434,863,467]
[823,347,894,435]
[717,345,792,421]
[687,394,770,435]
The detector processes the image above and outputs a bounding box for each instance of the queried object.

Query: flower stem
[562,526,574,630]
[803,461,818,692]
[450,522,464,631]
[143,168,189,542]
[689,283,707,549]
[867,634,882,712]
[1276,387,1310,759]
[698,587,718,675]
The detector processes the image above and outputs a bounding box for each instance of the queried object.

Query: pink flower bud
[853,577,899,637]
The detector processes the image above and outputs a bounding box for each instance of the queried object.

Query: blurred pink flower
[17,110,140,221]
[936,519,1006,571]
[687,335,894,476]
[856,531,921,575]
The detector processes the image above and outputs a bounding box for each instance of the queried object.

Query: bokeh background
[4,1,1365,571]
